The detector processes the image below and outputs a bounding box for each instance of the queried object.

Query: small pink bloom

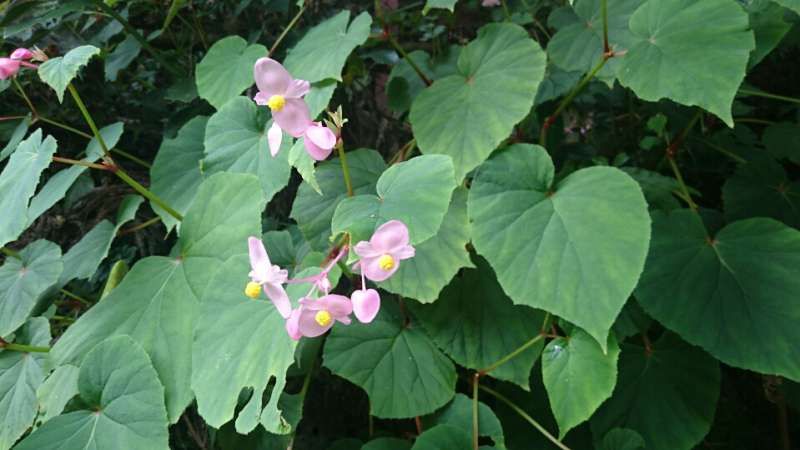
[0,58,21,80]
[10,48,33,61]
[482,0,501,6]
[303,122,337,161]
[248,236,292,318]
[354,220,415,282]
[253,57,312,156]
[286,295,353,339]
[351,289,381,323]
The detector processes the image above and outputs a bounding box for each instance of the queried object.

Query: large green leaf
[203,96,291,202]
[191,255,299,434]
[58,195,142,284]
[774,0,800,14]
[37,45,100,102]
[409,23,546,181]
[0,241,62,338]
[591,333,720,450]
[52,173,265,422]
[283,11,371,83]
[196,36,267,109]
[379,188,473,302]
[0,116,30,162]
[721,155,800,228]
[105,34,142,81]
[617,0,754,127]
[291,149,386,251]
[411,425,471,450]
[0,130,57,248]
[635,210,800,380]
[541,330,619,438]
[468,144,650,349]
[411,257,544,389]
[35,364,79,425]
[324,301,456,418]
[0,318,50,450]
[546,0,644,81]
[151,116,208,231]
[331,155,456,245]
[15,336,169,450]
[748,1,792,68]
[596,428,645,450]
[430,393,506,449]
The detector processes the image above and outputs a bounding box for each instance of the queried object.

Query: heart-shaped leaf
[468,144,650,349]
[38,45,100,102]
[196,36,267,109]
[721,155,800,229]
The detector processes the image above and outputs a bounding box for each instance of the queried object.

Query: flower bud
[0,58,21,80]
[10,48,33,61]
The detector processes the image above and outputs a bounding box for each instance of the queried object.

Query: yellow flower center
[267,94,286,111]
[315,310,332,327]
[378,254,395,271]
[244,281,261,299]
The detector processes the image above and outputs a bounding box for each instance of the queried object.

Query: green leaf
[468,144,651,349]
[331,155,456,245]
[542,330,619,438]
[0,116,30,162]
[35,364,79,425]
[596,428,645,450]
[763,122,800,164]
[620,167,688,212]
[324,301,456,418]
[411,257,544,388]
[591,333,720,450]
[58,195,142,284]
[747,1,792,68]
[151,116,208,231]
[410,23,546,181]
[0,317,50,450]
[617,0,754,127]
[15,336,169,450]
[52,173,265,422]
[191,255,297,434]
[105,34,142,81]
[430,393,506,449]
[283,11,372,83]
[423,0,457,13]
[0,241,62,338]
[291,149,386,251]
[774,0,800,14]
[387,47,460,114]
[196,36,267,109]
[379,188,473,302]
[26,122,122,226]
[411,424,471,450]
[546,0,644,81]
[306,79,338,119]
[722,155,800,228]
[535,64,583,105]
[288,138,322,194]
[362,437,412,450]
[203,97,291,202]
[635,210,800,380]
[0,130,57,248]
[37,45,100,102]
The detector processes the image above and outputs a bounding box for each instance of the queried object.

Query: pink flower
[303,122,337,161]
[354,220,415,282]
[285,295,353,339]
[10,48,33,60]
[247,236,292,319]
[253,57,311,153]
[0,58,21,80]
[351,288,381,323]
[482,0,501,6]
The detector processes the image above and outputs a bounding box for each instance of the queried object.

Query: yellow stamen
[267,95,286,111]
[378,254,395,271]
[315,310,332,327]
[244,281,261,299]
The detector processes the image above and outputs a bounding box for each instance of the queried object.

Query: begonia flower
[351,288,381,323]
[253,57,311,155]
[0,58,21,80]
[10,48,33,60]
[246,236,291,318]
[285,295,353,339]
[303,122,337,161]
[354,220,415,282]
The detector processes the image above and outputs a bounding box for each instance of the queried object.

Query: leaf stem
[601,0,610,53]
[12,78,38,117]
[738,88,800,106]
[0,342,50,353]
[115,170,184,221]
[667,157,697,211]
[269,4,308,57]
[665,110,702,211]
[1,247,20,258]
[52,156,111,170]
[479,334,544,376]
[540,56,609,146]
[387,34,432,87]
[118,216,162,235]
[60,288,91,306]
[37,116,93,139]
[479,384,571,450]
[336,141,354,197]
[472,372,480,450]
[501,0,511,20]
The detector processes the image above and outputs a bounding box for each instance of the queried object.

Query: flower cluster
[0,48,39,80]
[253,58,337,160]
[246,220,415,340]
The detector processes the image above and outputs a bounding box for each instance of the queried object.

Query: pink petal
[361,256,399,282]
[354,241,381,258]
[285,79,310,98]
[273,98,311,137]
[253,57,291,97]
[248,237,270,272]
[10,48,32,61]
[303,135,333,161]
[370,220,411,253]
[254,92,269,106]
[264,282,292,319]
[299,294,352,319]
[297,308,332,337]
[286,308,302,340]
[0,58,20,80]
[394,245,416,260]
[267,122,283,157]
[306,123,336,151]
[351,289,380,323]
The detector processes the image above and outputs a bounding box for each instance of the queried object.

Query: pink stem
[19,61,38,69]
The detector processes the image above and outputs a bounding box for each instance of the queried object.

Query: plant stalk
[269,4,308,57]
[738,88,800,106]
[336,141,354,197]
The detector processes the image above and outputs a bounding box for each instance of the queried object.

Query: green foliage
[196,36,267,109]
[37,45,100,102]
